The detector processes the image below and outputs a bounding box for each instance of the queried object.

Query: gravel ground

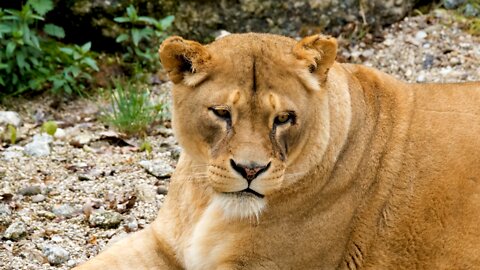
[1,9,479,270]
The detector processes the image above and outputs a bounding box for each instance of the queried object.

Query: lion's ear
[293,35,337,88]
[159,36,211,86]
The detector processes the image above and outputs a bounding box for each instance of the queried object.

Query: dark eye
[209,106,231,120]
[274,112,294,125]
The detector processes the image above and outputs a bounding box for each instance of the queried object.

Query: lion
[75,33,480,269]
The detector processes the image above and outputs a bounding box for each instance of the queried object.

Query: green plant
[41,120,57,136]
[102,80,163,136]
[114,5,174,76]
[139,140,153,155]
[0,0,99,96]
[444,0,480,36]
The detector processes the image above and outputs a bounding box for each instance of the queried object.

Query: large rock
[0,111,21,127]
[45,0,418,51]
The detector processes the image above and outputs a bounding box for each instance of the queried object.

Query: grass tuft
[101,80,163,137]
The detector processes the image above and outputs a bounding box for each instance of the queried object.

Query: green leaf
[126,5,137,20]
[59,47,74,55]
[43,24,65,38]
[30,34,40,49]
[0,24,12,33]
[16,53,26,70]
[81,42,91,53]
[138,16,158,25]
[6,41,16,56]
[82,57,99,71]
[8,124,17,144]
[159,15,174,30]
[28,0,54,16]
[114,17,130,23]
[131,28,141,46]
[115,33,129,43]
[73,51,81,60]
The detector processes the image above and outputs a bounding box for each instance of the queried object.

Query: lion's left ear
[293,35,337,89]
[159,36,211,86]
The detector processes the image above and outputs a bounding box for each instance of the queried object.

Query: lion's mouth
[226,188,265,198]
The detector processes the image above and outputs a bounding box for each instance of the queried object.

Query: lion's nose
[230,159,271,183]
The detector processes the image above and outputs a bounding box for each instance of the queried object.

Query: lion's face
[159,33,337,219]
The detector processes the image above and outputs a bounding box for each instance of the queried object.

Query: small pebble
[31,194,46,203]
[43,245,70,265]
[3,221,27,240]
[18,185,42,196]
[157,186,168,195]
[52,204,77,218]
[89,210,123,229]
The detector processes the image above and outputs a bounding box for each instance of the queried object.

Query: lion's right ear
[159,36,211,86]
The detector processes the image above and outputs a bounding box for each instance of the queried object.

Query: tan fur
[75,33,480,270]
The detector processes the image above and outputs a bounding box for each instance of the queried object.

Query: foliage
[114,5,174,77]
[139,141,153,155]
[0,0,99,97]
[102,80,164,137]
[1,124,17,144]
[41,120,58,136]
[445,0,480,36]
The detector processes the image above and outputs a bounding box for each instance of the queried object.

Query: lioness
[75,33,480,269]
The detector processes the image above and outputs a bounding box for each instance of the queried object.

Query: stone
[54,128,66,140]
[157,186,168,195]
[136,184,157,202]
[31,194,46,203]
[414,31,427,41]
[70,133,95,147]
[24,134,53,157]
[43,245,70,265]
[0,204,12,227]
[3,222,27,240]
[442,0,466,9]
[78,174,94,181]
[2,146,24,160]
[52,204,77,218]
[18,185,42,196]
[0,111,21,127]
[88,210,123,229]
[125,216,139,232]
[139,158,174,179]
[422,54,434,69]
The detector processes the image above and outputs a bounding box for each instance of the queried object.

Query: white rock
[54,128,66,140]
[415,30,427,41]
[136,183,156,202]
[139,156,174,178]
[416,73,426,83]
[24,141,50,157]
[33,133,53,144]
[43,245,70,265]
[2,146,24,160]
[0,111,21,127]
[24,134,53,157]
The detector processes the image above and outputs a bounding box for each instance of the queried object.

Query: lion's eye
[274,112,293,125]
[209,106,231,120]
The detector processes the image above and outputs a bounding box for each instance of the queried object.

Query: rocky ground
[1,9,479,270]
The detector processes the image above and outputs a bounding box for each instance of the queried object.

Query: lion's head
[159,33,338,219]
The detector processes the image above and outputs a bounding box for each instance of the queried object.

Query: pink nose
[230,159,271,183]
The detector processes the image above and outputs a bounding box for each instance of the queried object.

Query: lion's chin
[211,192,266,221]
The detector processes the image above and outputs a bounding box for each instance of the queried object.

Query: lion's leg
[74,225,181,270]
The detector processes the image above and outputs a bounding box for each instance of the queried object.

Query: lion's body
[75,34,480,270]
